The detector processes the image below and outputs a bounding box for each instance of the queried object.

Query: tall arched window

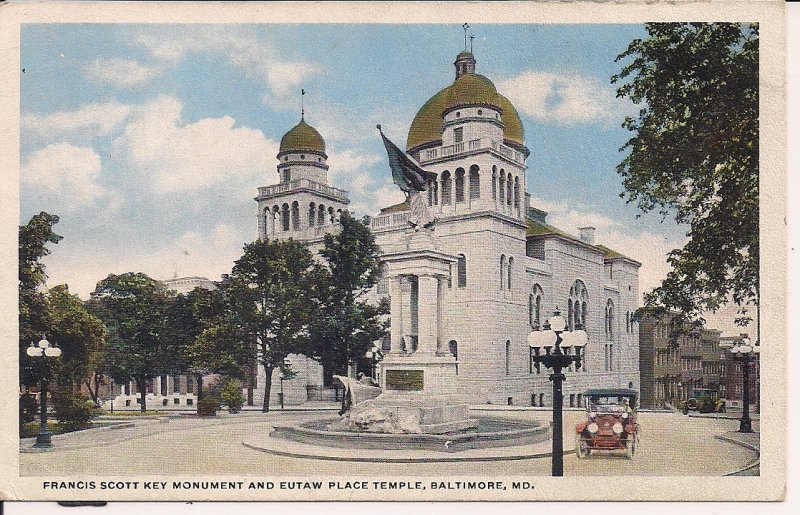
[272,205,280,234]
[506,172,513,206]
[317,204,326,226]
[507,256,514,290]
[457,254,467,288]
[469,165,480,199]
[308,202,316,227]
[500,254,506,290]
[605,299,615,340]
[492,166,497,201]
[569,280,589,330]
[514,176,520,210]
[505,340,511,375]
[441,171,452,205]
[281,203,290,231]
[291,201,300,230]
[263,207,271,236]
[328,206,335,223]
[533,284,544,329]
[498,171,506,205]
[455,168,465,203]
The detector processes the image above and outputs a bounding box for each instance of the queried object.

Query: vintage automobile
[681,388,725,414]
[575,388,639,459]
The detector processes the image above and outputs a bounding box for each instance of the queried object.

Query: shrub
[219,380,244,414]
[197,396,220,417]
[53,390,99,431]
[19,394,39,435]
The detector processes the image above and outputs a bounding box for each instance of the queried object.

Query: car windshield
[587,395,634,413]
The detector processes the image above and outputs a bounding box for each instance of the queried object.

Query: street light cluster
[722,336,759,434]
[26,337,62,448]
[527,308,588,477]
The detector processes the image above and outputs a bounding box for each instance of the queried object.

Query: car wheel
[626,438,635,459]
[682,405,689,415]
[576,435,589,459]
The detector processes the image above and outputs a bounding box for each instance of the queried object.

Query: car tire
[576,435,589,459]
[626,438,635,459]
[682,405,689,415]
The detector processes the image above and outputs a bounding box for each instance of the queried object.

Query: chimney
[578,227,596,245]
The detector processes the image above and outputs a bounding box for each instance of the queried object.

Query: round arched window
[477,109,483,116]
[455,111,461,118]
[300,154,305,159]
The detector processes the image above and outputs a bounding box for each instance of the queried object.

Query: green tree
[88,273,176,411]
[173,284,250,402]
[612,23,758,324]
[19,212,62,388]
[223,239,316,412]
[46,285,108,405]
[308,211,388,380]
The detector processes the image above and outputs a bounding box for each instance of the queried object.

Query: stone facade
[251,48,642,407]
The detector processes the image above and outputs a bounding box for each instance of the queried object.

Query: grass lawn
[20,421,92,438]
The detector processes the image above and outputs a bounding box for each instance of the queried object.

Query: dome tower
[255,114,349,242]
[402,49,529,221]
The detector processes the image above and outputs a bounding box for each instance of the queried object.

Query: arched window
[505,340,511,375]
[427,177,438,206]
[328,206,335,223]
[281,203,290,231]
[272,205,280,234]
[457,254,467,288]
[441,171,452,205]
[500,254,506,290]
[308,202,316,228]
[507,256,514,290]
[532,284,544,329]
[455,168,465,203]
[492,166,497,201]
[263,207,272,236]
[291,201,300,230]
[507,172,513,206]
[498,171,505,205]
[449,340,458,360]
[317,204,326,226]
[605,299,615,340]
[569,280,589,330]
[514,176,520,209]
[282,168,291,183]
[469,165,480,199]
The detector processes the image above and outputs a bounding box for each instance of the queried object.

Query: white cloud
[499,71,632,126]
[42,224,245,300]
[81,58,161,88]
[22,100,133,139]
[21,143,110,213]
[110,97,278,193]
[134,27,320,104]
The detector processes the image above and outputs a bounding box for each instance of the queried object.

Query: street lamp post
[365,343,384,381]
[729,337,759,433]
[528,309,588,477]
[26,337,62,448]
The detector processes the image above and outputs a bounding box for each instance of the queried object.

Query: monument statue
[377,124,437,230]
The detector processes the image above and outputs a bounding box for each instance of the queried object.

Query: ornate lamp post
[365,343,384,380]
[528,309,588,477]
[26,336,62,448]
[729,336,759,433]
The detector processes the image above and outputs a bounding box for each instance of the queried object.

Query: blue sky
[21,23,746,331]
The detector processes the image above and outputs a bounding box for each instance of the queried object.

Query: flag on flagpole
[376,125,436,192]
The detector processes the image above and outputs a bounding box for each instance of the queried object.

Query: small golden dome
[279,118,326,156]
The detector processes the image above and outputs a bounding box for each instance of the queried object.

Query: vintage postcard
[0,0,787,503]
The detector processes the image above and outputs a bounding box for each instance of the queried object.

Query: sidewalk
[715,431,760,476]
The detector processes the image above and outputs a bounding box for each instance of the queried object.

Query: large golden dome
[279,118,326,156]
[406,55,526,153]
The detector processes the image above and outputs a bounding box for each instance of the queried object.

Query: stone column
[417,275,439,354]
[389,276,403,353]
[436,276,445,353]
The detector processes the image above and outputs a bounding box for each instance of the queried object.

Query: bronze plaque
[385,369,424,391]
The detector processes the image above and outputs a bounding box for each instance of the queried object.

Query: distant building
[638,311,725,409]
[720,334,760,412]
[160,276,217,294]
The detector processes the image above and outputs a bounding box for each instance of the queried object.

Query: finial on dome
[301,88,305,120]
[469,34,475,53]
[462,22,470,50]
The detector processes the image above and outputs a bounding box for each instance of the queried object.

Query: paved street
[20,410,757,477]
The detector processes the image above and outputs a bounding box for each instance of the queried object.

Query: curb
[241,439,575,463]
[714,433,760,476]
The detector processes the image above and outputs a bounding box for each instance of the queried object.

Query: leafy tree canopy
[309,211,388,376]
[613,23,758,324]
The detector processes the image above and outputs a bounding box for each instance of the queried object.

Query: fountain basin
[270,417,550,453]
